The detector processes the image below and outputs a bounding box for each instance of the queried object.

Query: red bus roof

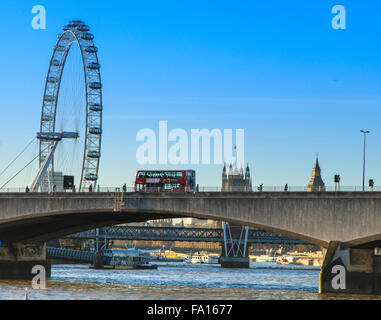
[136,170,195,172]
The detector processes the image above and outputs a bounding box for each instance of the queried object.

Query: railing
[1,186,381,193]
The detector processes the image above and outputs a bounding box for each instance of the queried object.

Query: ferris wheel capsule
[87,151,101,158]
[85,46,98,53]
[42,115,53,122]
[88,82,102,90]
[89,103,103,111]
[44,95,56,103]
[81,33,94,41]
[67,20,84,27]
[87,62,100,69]
[54,45,66,52]
[89,127,102,135]
[51,59,61,67]
[46,77,58,84]
[78,25,90,32]
[85,173,98,181]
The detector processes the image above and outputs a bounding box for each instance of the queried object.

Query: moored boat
[91,248,158,270]
[255,255,278,263]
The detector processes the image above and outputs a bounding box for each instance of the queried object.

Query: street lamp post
[360,130,370,192]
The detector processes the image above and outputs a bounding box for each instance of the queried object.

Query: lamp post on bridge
[360,130,370,192]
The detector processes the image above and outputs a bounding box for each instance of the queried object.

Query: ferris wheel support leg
[31,141,59,192]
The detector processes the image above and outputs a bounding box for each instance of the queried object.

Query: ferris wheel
[35,20,102,192]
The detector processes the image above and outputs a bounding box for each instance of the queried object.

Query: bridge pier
[92,229,106,269]
[0,242,50,280]
[319,241,381,295]
[93,252,105,269]
[220,223,250,268]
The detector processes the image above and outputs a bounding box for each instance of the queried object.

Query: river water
[0,262,379,300]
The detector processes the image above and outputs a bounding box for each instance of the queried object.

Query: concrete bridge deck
[0,191,380,248]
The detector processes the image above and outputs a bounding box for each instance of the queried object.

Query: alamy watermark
[331,264,346,290]
[31,5,46,30]
[31,265,46,290]
[30,5,345,30]
[136,121,245,168]
[332,5,346,30]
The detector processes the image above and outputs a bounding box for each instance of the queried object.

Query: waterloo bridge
[0,191,381,294]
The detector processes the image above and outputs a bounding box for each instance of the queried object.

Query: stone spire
[222,163,227,182]
[313,153,321,173]
[307,154,325,192]
[228,163,233,176]
[245,163,252,192]
[245,163,250,180]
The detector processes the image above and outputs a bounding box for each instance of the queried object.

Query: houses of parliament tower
[307,154,326,192]
[222,163,252,192]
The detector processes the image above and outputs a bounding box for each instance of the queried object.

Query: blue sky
[0,1,380,188]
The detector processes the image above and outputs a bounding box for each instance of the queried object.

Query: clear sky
[0,0,380,189]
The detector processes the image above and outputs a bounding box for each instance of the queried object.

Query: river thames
[0,262,379,300]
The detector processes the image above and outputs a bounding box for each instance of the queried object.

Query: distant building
[307,155,325,192]
[222,163,252,192]
[41,171,65,192]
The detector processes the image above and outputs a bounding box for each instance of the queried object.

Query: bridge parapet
[1,185,381,193]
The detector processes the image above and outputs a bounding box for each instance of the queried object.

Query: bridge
[1,191,381,248]
[1,191,381,293]
[48,226,309,263]
[65,226,309,244]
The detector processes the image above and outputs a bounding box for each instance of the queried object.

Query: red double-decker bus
[135,170,196,192]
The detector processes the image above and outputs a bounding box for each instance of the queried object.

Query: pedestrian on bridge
[122,184,127,192]
[284,184,288,192]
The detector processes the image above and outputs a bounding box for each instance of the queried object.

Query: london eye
[37,20,102,192]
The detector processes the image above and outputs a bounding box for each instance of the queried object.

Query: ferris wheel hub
[37,131,79,141]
